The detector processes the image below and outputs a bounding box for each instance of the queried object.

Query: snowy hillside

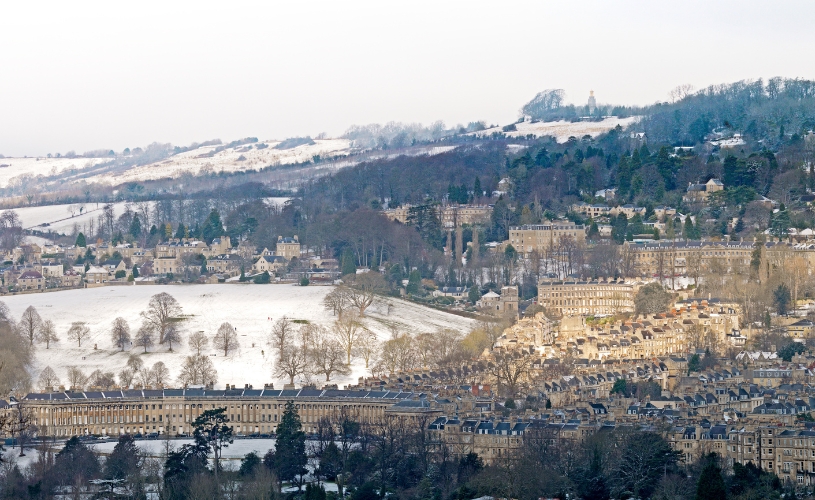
[2,284,475,390]
[12,198,289,235]
[0,157,109,189]
[87,139,353,185]
[473,116,640,142]
[0,139,353,190]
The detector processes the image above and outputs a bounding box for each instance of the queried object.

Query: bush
[114,270,126,279]
[253,271,271,284]
[300,277,310,286]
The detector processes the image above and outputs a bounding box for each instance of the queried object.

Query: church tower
[588,90,596,115]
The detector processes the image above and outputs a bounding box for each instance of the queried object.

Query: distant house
[276,236,301,261]
[207,254,243,276]
[39,261,63,278]
[252,255,286,274]
[17,270,44,290]
[476,286,519,319]
[61,270,82,288]
[433,286,466,299]
[594,188,616,199]
[683,178,724,204]
[787,319,815,340]
[85,266,110,286]
[100,259,128,276]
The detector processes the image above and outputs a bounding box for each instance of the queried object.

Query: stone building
[537,278,635,317]
[276,236,301,261]
[507,221,586,255]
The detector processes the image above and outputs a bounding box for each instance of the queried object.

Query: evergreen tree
[192,408,233,482]
[774,284,791,315]
[202,209,225,242]
[265,401,308,487]
[695,454,727,500]
[617,155,632,198]
[318,441,343,481]
[468,285,481,304]
[688,354,701,374]
[473,176,482,198]
[200,258,207,275]
[175,223,186,239]
[406,269,422,295]
[132,264,139,278]
[105,434,139,480]
[129,215,142,238]
[75,232,86,247]
[341,248,357,276]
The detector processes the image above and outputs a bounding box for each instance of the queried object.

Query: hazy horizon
[1,0,814,157]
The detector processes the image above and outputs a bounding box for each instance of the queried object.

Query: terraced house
[23,387,443,438]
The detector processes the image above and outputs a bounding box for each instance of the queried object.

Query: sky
[1,1,814,157]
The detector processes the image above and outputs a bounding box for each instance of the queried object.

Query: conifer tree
[265,401,308,487]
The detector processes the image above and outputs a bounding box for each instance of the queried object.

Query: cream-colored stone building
[276,236,301,261]
[507,221,586,255]
[537,278,635,317]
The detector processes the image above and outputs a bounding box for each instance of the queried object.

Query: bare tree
[213,322,239,356]
[267,316,294,352]
[150,361,170,387]
[134,323,155,353]
[414,332,436,368]
[118,368,135,388]
[178,354,218,387]
[37,366,59,390]
[9,402,35,457]
[669,84,695,103]
[378,334,416,374]
[188,331,209,355]
[67,321,90,347]
[164,323,182,352]
[110,317,131,351]
[66,366,88,390]
[487,351,533,397]
[339,273,387,315]
[322,287,350,316]
[354,330,379,369]
[18,306,42,346]
[333,311,367,364]
[88,369,116,389]
[274,325,310,385]
[140,292,182,344]
[37,319,59,349]
[126,353,144,372]
[307,324,350,382]
[136,368,152,388]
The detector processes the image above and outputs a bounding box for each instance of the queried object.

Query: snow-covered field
[474,116,640,142]
[0,139,354,191]
[0,157,109,189]
[91,139,353,185]
[2,284,474,391]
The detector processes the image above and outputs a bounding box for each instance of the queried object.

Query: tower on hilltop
[588,90,596,115]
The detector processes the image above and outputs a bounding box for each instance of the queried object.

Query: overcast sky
[1,1,814,157]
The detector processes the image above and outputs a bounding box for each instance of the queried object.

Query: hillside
[4,284,475,390]
[473,116,640,142]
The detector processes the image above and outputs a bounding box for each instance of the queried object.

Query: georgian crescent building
[24,387,441,438]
